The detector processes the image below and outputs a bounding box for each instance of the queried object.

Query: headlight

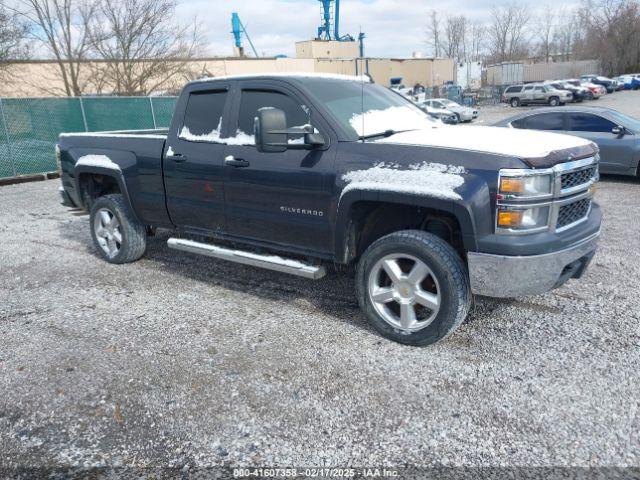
[498,173,553,199]
[497,205,550,232]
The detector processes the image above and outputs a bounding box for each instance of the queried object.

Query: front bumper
[467,231,600,298]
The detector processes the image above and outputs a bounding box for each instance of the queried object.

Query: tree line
[0,0,204,96]
[425,0,640,76]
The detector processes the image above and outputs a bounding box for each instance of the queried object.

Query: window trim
[567,112,617,133]
[171,83,232,145]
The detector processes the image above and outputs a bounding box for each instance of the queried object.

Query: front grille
[557,198,591,229]
[561,166,596,190]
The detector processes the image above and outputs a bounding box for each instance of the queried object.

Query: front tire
[549,97,560,106]
[356,230,471,346]
[510,98,520,107]
[90,194,147,264]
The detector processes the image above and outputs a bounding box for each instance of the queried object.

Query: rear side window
[238,90,311,142]
[505,86,522,93]
[526,113,565,131]
[180,90,228,141]
[523,85,534,91]
[569,113,616,133]
[510,118,527,129]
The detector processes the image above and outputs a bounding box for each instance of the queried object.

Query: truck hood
[375,125,597,168]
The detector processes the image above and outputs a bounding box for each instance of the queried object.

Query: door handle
[168,153,187,163]
[225,155,250,168]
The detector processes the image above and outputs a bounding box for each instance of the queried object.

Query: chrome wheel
[367,254,441,333]
[93,208,122,259]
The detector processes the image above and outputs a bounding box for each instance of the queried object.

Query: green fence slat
[0,96,177,179]
[150,97,178,128]
[2,98,85,176]
[82,97,155,131]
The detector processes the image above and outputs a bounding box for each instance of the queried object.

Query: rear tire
[549,97,560,107]
[90,194,147,264]
[510,98,520,107]
[356,230,471,346]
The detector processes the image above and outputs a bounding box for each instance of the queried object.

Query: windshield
[303,79,436,140]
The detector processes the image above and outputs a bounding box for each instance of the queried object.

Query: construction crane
[316,0,354,42]
[231,13,259,57]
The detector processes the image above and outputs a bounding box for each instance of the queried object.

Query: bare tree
[442,15,468,62]
[21,0,97,96]
[535,7,556,62]
[467,21,486,62]
[579,0,640,74]
[426,10,442,58]
[555,9,581,61]
[88,0,204,96]
[0,2,30,66]
[487,3,531,64]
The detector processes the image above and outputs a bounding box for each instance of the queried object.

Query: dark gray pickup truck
[57,73,602,346]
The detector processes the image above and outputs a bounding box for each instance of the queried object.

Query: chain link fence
[0,96,177,179]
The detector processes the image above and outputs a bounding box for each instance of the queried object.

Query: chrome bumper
[467,231,600,298]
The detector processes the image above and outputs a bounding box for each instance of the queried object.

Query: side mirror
[255,107,287,153]
[612,125,625,136]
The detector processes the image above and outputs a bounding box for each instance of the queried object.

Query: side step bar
[167,238,326,280]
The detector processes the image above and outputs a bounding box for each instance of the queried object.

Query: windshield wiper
[359,129,417,141]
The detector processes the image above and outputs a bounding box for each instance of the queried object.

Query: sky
[175,0,517,59]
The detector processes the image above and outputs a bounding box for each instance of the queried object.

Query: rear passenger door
[222,81,336,254]
[163,85,231,232]
[566,113,634,173]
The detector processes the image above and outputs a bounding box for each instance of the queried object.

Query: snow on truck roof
[193,72,372,84]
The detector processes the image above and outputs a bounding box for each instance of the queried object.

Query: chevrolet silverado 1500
[57,73,601,346]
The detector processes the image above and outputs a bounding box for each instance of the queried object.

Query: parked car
[579,81,606,99]
[423,98,478,122]
[502,83,573,107]
[416,102,459,124]
[617,75,640,90]
[57,73,602,346]
[581,75,617,93]
[494,106,640,177]
[545,81,589,102]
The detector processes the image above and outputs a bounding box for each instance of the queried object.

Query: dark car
[545,81,589,102]
[494,106,640,177]
[581,75,617,93]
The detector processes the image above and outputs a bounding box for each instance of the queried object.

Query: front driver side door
[222,82,336,255]
[567,113,635,173]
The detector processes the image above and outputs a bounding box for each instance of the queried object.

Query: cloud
[173,0,520,58]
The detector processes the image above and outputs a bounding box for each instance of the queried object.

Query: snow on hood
[350,106,436,137]
[342,162,466,201]
[375,125,592,159]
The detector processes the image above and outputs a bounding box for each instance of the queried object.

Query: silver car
[493,106,640,177]
[423,98,478,122]
[503,84,573,107]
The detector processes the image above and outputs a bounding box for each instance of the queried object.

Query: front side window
[179,90,228,143]
[525,113,565,131]
[237,90,311,144]
[535,86,545,92]
[569,114,616,133]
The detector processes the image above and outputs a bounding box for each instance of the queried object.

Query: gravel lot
[1,92,640,475]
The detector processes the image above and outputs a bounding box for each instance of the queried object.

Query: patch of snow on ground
[342,162,466,201]
[349,106,436,137]
[76,154,121,171]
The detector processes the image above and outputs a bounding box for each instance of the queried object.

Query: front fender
[333,173,491,262]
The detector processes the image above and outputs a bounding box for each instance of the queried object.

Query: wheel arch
[334,190,477,264]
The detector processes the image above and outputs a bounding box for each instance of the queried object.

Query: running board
[167,238,326,280]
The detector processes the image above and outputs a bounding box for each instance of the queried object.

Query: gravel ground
[1,95,640,475]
